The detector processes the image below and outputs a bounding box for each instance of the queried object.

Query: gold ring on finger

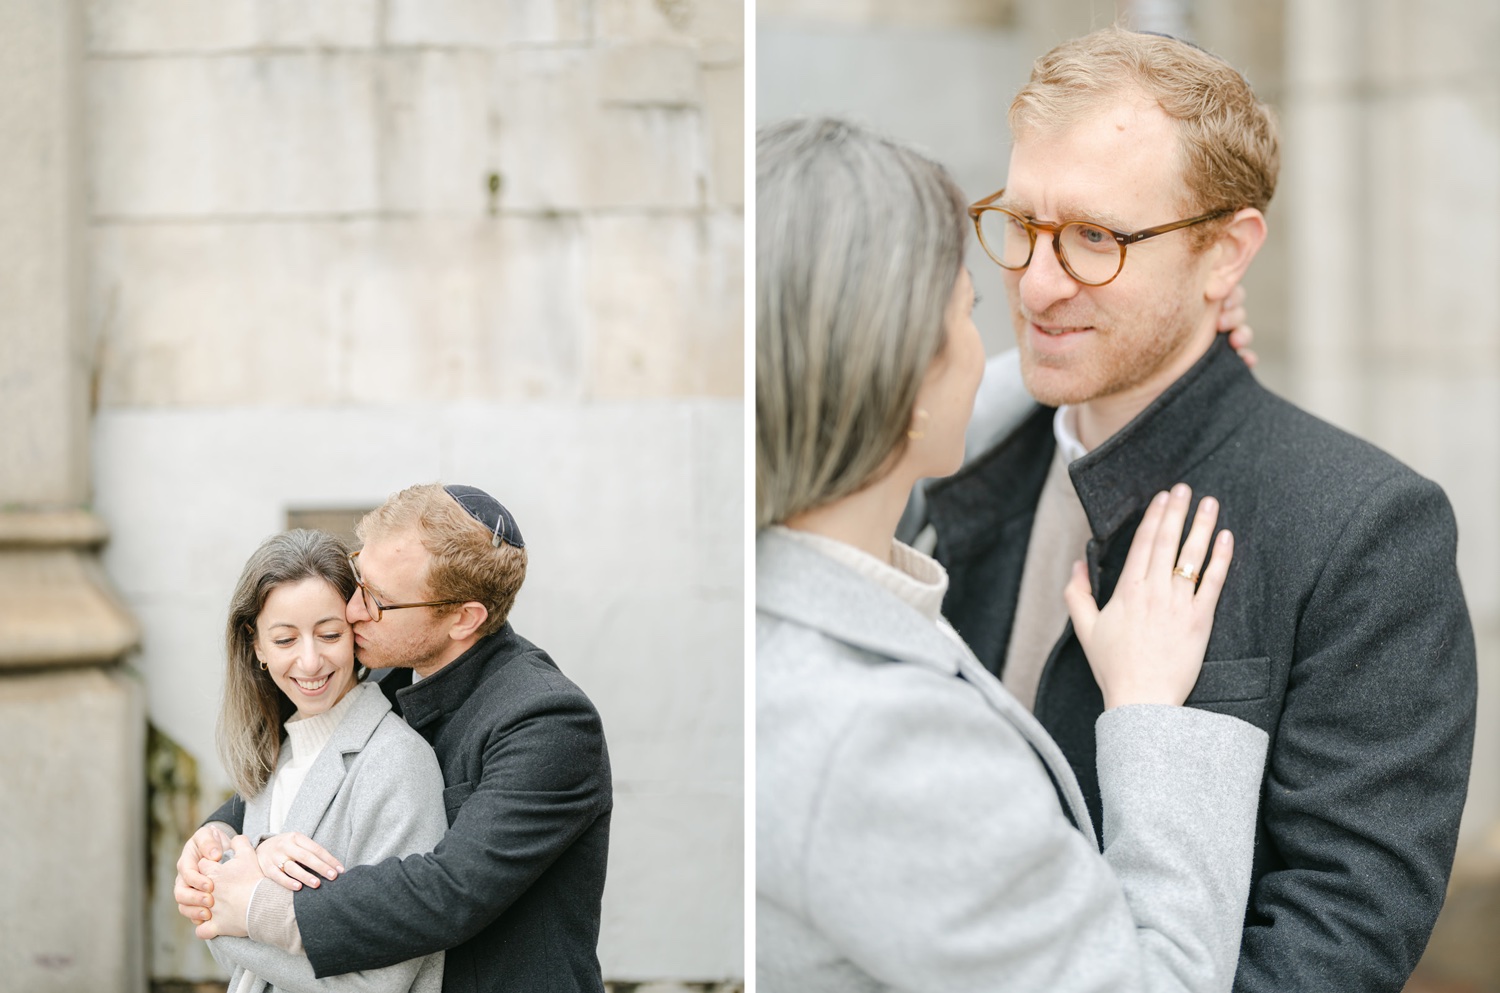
[1172,564,1200,584]
[278,858,290,871]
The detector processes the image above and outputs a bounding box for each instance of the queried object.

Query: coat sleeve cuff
[246,879,303,954]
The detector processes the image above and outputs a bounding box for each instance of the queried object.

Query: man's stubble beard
[355,620,452,672]
[1012,291,1199,409]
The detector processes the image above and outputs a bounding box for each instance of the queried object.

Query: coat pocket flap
[442,781,476,825]
[1187,656,1271,704]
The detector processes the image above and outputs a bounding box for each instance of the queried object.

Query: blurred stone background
[760,0,1498,990]
[0,0,743,990]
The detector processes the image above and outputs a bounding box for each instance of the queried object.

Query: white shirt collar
[1053,405,1090,465]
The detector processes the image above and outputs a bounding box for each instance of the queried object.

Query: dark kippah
[443,484,525,549]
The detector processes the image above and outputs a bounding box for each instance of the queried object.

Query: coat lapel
[756,529,1097,847]
[248,683,394,839]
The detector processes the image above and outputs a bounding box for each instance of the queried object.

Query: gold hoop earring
[907,408,929,440]
[259,660,267,670]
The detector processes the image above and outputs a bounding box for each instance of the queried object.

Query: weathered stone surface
[92,217,588,406]
[584,213,743,398]
[0,666,146,992]
[1366,0,1500,89]
[759,0,1012,29]
[491,49,705,211]
[0,0,89,505]
[386,0,592,47]
[89,54,382,217]
[375,50,493,215]
[601,791,743,981]
[598,42,702,106]
[1365,91,1500,364]
[87,0,380,53]
[701,64,743,208]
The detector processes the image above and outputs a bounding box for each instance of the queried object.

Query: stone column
[0,1,145,990]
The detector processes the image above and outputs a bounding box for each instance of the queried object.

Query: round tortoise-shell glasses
[968,187,1234,287]
[347,551,467,622]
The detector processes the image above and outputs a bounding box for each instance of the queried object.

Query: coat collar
[756,529,965,678]
[245,681,392,837]
[931,335,1266,551]
[1069,335,1264,538]
[393,625,521,733]
[757,527,1098,846]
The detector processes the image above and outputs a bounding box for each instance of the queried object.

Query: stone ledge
[0,549,140,667]
[0,509,109,548]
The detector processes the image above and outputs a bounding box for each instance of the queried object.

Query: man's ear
[1204,207,1267,302]
[446,602,489,642]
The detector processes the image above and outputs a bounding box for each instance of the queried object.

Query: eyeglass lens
[977,209,1124,285]
[350,555,382,620]
[361,585,382,621]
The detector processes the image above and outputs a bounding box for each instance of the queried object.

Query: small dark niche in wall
[286,508,375,551]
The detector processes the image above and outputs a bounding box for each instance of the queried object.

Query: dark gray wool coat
[213,624,612,993]
[922,336,1477,993]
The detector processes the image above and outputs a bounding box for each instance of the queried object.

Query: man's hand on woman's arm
[174,821,233,925]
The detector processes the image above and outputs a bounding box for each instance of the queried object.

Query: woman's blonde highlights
[756,118,968,528]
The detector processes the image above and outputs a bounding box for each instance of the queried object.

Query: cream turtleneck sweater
[233,683,362,990]
[771,526,976,659]
[267,684,361,833]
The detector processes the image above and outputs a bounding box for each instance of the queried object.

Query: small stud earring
[907,408,930,440]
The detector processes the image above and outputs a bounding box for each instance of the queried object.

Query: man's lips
[1029,320,1094,336]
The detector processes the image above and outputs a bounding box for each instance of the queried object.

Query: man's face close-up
[1000,90,1219,409]
[347,528,457,673]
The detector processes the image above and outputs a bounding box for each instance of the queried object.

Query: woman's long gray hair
[218,529,359,798]
[756,118,969,527]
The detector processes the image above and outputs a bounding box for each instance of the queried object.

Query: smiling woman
[219,530,363,798]
[255,577,359,718]
[202,528,448,993]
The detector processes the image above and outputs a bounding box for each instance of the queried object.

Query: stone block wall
[80,0,743,986]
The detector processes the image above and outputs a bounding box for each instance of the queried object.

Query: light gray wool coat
[756,528,1270,993]
[209,681,447,993]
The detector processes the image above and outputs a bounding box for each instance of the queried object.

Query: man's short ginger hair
[1010,26,1279,237]
[357,483,527,639]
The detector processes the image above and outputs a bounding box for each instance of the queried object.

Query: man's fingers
[176,861,212,893]
[173,874,213,909]
[1218,284,1248,331]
